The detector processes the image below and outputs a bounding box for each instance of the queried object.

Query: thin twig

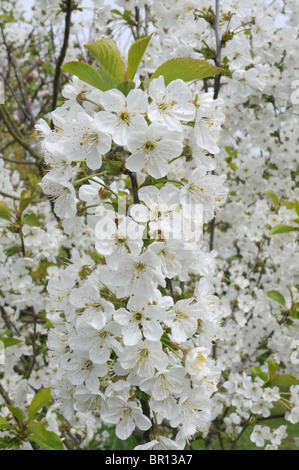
[0,26,35,125]
[125,170,140,204]
[51,0,73,121]
[166,278,175,300]
[0,155,37,165]
[230,414,253,450]
[0,306,21,336]
[25,309,38,379]
[0,139,15,153]
[0,383,13,406]
[0,189,20,200]
[0,105,41,162]
[209,0,222,252]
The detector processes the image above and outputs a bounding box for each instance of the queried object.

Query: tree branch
[125,170,140,204]
[0,26,35,125]
[209,0,222,252]
[51,0,73,120]
[0,105,41,162]
[230,414,253,450]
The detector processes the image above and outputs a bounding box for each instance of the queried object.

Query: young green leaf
[28,388,52,420]
[22,213,40,227]
[5,246,21,256]
[0,416,12,430]
[6,405,26,424]
[0,201,12,222]
[267,291,286,306]
[19,190,32,214]
[84,38,126,84]
[275,374,299,386]
[28,421,48,440]
[250,367,268,382]
[20,189,31,199]
[62,62,116,91]
[117,80,135,96]
[270,224,297,235]
[268,360,279,381]
[267,192,279,207]
[19,198,32,215]
[127,33,154,80]
[29,429,64,451]
[1,337,22,348]
[150,58,223,86]
[290,302,299,319]
[43,320,54,330]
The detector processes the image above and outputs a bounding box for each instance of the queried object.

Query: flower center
[133,312,143,322]
[158,100,176,111]
[120,111,131,123]
[144,140,156,152]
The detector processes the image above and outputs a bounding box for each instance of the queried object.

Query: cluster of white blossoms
[36,71,228,446]
[1,0,298,452]
[0,158,103,447]
[143,0,299,449]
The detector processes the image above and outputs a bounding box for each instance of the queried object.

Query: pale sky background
[17,0,286,52]
[19,0,287,26]
[20,0,116,18]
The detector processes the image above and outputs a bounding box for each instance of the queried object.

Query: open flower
[95,88,148,145]
[126,122,183,178]
[40,176,78,219]
[119,339,169,381]
[193,99,225,154]
[114,295,165,345]
[101,397,151,440]
[61,351,108,392]
[148,76,196,131]
[51,102,112,170]
[181,167,228,223]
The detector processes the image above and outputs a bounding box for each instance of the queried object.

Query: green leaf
[43,320,54,330]
[0,201,12,222]
[84,38,126,84]
[270,224,297,235]
[5,246,20,256]
[275,374,299,386]
[284,201,294,210]
[268,360,279,381]
[6,405,26,424]
[123,434,139,450]
[228,163,237,171]
[1,337,22,348]
[22,213,40,227]
[111,9,123,17]
[295,200,299,217]
[28,388,52,420]
[29,429,64,451]
[19,199,32,215]
[250,367,268,382]
[20,189,31,199]
[267,192,279,207]
[19,190,32,214]
[28,421,48,440]
[127,33,154,80]
[290,302,299,319]
[150,58,223,86]
[62,62,116,92]
[101,159,124,173]
[0,416,12,430]
[267,291,286,306]
[116,80,135,96]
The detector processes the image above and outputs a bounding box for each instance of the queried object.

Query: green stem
[73,171,110,185]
